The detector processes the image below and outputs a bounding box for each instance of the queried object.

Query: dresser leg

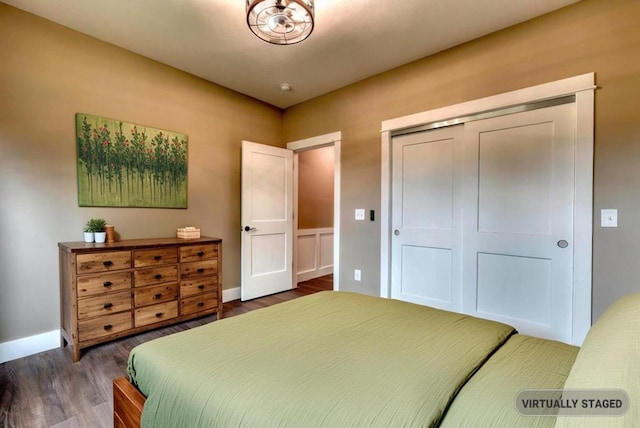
[72,346,81,363]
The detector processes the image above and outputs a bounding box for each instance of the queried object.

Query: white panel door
[241,141,294,301]
[462,103,575,342]
[391,127,463,311]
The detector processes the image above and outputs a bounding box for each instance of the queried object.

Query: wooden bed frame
[113,377,145,428]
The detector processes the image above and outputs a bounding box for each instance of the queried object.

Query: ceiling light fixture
[246,0,314,45]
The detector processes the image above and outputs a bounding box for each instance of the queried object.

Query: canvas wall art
[76,113,188,208]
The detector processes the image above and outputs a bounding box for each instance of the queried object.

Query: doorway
[295,146,335,285]
[241,134,341,300]
[288,132,341,291]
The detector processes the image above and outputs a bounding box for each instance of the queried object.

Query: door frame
[380,73,595,345]
[287,132,341,291]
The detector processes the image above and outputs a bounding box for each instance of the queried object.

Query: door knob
[394,230,400,236]
[244,226,257,232]
[557,240,569,248]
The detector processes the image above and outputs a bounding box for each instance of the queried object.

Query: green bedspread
[439,334,579,428]
[128,291,514,427]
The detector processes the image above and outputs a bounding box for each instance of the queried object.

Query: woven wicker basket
[176,227,200,239]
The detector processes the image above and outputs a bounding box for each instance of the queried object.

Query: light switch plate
[355,209,365,220]
[601,209,618,227]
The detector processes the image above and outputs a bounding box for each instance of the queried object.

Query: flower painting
[76,113,188,208]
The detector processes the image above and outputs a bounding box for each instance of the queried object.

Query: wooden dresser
[58,237,222,362]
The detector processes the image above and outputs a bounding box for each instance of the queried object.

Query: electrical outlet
[355,209,365,221]
[354,269,361,281]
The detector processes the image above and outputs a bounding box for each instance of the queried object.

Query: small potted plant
[83,221,95,243]
[84,218,107,243]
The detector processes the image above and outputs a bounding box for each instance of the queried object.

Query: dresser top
[58,236,222,253]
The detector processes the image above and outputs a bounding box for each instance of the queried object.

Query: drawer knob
[103,261,113,266]
[154,255,162,260]
[103,303,113,309]
[198,285,205,290]
[197,268,205,273]
[197,302,205,307]
[154,274,162,279]
[155,312,163,318]
[103,281,113,287]
[103,324,113,330]
[197,251,205,257]
[154,293,162,299]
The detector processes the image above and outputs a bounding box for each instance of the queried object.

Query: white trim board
[0,329,60,364]
[223,286,241,303]
[380,73,594,346]
[381,73,596,132]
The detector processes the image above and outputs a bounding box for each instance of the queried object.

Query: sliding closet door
[462,103,575,342]
[391,127,463,312]
[390,102,576,343]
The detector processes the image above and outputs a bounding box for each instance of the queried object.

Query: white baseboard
[0,329,60,364]
[1,290,244,363]
[298,266,333,283]
[223,286,241,302]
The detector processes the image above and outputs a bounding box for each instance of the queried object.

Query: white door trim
[287,131,341,291]
[381,73,595,345]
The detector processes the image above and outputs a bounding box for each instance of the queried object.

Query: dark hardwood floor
[0,275,333,428]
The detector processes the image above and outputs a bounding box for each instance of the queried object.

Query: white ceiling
[4,0,580,108]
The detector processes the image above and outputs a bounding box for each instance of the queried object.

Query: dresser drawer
[180,276,218,298]
[180,259,218,279]
[134,283,178,307]
[77,271,132,297]
[180,244,218,262]
[77,251,131,274]
[134,247,178,268]
[181,292,218,316]
[78,291,132,320]
[134,265,178,287]
[78,311,132,342]
[135,301,178,327]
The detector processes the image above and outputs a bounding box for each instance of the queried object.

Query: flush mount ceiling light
[246,0,314,45]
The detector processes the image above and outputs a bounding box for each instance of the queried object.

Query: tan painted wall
[298,146,334,229]
[0,4,282,343]
[283,0,640,322]
[3,0,640,347]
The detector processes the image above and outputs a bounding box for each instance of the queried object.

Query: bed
[114,290,639,427]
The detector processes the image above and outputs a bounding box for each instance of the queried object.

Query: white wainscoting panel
[297,228,334,282]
